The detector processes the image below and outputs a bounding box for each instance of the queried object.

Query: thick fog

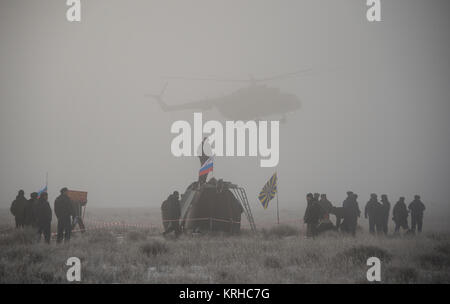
[1,1,449,220]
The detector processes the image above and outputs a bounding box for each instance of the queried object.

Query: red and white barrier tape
[1,217,304,238]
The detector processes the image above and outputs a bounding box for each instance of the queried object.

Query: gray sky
[1,1,449,219]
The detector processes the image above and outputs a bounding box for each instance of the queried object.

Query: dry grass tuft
[1,207,450,284]
[264,256,282,269]
[0,228,36,246]
[140,240,169,257]
[127,231,147,242]
[261,224,298,239]
[418,253,450,269]
[215,267,249,283]
[336,245,392,264]
[86,230,116,244]
[435,243,450,255]
[385,266,418,283]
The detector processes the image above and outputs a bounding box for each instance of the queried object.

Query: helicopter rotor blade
[164,76,248,82]
[254,68,313,82]
[163,68,312,83]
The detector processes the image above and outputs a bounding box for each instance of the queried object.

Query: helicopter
[147,69,310,122]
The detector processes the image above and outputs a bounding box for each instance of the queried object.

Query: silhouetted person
[380,194,391,235]
[304,193,321,238]
[340,191,352,232]
[317,194,334,232]
[54,187,74,243]
[365,193,382,234]
[162,191,181,237]
[392,197,409,234]
[409,195,425,234]
[342,192,360,236]
[161,195,171,232]
[318,194,333,214]
[10,190,27,228]
[35,192,52,244]
[313,193,320,203]
[24,192,38,227]
[32,193,41,228]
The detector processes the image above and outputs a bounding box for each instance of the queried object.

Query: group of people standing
[10,187,79,243]
[10,185,427,241]
[365,194,425,235]
[303,191,426,238]
[303,191,361,237]
[10,190,52,243]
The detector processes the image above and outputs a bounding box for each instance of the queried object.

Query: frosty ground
[0,207,449,284]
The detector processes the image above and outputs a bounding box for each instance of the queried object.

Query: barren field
[0,207,449,284]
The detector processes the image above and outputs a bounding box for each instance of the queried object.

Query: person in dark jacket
[313,193,320,203]
[10,190,27,228]
[317,194,334,232]
[380,194,391,235]
[342,192,360,236]
[365,193,382,234]
[318,194,333,214]
[32,193,41,228]
[161,197,171,232]
[162,191,181,237]
[340,191,352,233]
[409,195,426,234]
[54,187,73,243]
[35,192,52,244]
[304,193,322,238]
[392,197,409,234]
[24,192,38,227]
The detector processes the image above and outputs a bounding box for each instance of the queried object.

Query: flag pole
[276,193,280,224]
[211,155,214,180]
[276,173,279,224]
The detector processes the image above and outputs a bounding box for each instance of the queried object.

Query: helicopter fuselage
[213,85,300,120]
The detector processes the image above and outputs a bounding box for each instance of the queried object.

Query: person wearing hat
[339,193,352,232]
[365,193,382,235]
[342,192,360,236]
[392,197,409,234]
[304,193,322,238]
[24,192,38,228]
[380,194,391,235]
[318,194,333,214]
[408,195,426,234]
[317,194,334,232]
[313,193,320,202]
[10,190,27,228]
[35,192,52,244]
[54,187,74,243]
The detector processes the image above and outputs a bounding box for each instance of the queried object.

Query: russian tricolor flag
[199,156,214,176]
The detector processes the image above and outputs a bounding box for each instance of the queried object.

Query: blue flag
[37,185,47,198]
